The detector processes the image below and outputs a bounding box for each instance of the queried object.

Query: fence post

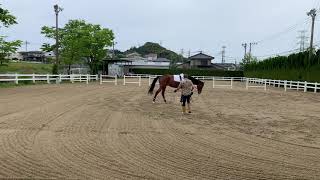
[315,83,318,93]
[96,75,98,81]
[139,76,141,87]
[304,81,307,92]
[15,73,18,84]
[47,74,50,84]
[213,77,215,88]
[32,73,35,84]
[115,76,118,85]
[246,78,249,90]
[86,74,89,84]
[264,80,267,91]
[231,78,233,89]
[79,74,82,82]
[59,74,62,83]
[123,75,126,85]
[284,80,287,92]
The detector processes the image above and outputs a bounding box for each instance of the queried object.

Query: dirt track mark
[0,81,319,179]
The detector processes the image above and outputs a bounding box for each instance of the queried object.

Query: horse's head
[197,81,204,94]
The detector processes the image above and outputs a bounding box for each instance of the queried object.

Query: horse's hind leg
[153,87,162,103]
[161,87,167,103]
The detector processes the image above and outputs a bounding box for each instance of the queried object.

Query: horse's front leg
[153,87,162,103]
[161,86,167,103]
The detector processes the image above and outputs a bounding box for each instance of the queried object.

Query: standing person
[174,78,194,114]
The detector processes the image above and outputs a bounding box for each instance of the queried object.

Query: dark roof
[103,59,132,63]
[154,58,171,62]
[189,53,214,60]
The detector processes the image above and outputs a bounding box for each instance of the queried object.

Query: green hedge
[131,68,244,77]
[245,64,320,82]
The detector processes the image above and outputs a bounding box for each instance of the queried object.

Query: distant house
[19,51,47,63]
[7,52,23,61]
[126,52,142,59]
[189,52,214,68]
[44,52,55,59]
[145,53,158,61]
[176,52,215,69]
[103,56,171,76]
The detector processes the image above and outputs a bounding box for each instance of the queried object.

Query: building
[7,52,23,61]
[189,52,214,68]
[126,52,142,59]
[104,57,171,76]
[175,52,238,71]
[19,51,46,63]
[145,53,158,61]
[176,52,215,69]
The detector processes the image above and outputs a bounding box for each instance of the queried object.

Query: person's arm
[174,83,182,92]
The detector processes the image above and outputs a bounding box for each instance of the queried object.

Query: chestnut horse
[148,75,204,103]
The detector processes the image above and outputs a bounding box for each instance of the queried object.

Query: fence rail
[1,73,319,93]
[0,74,98,84]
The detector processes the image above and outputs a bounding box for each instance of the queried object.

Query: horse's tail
[148,76,160,95]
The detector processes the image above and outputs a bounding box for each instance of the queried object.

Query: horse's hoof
[152,101,155,104]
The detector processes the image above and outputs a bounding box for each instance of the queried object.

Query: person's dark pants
[180,94,191,106]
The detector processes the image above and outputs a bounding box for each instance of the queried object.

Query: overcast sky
[2,0,320,63]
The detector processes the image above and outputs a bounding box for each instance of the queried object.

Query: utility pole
[25,41,30,52]
[112,41,117,59]
[242,43,248,60]
[221,46,226,63]
[297,30,308,52]
[307,9,317,58]
[188,50,191,58]
[54,4,63,73]
[180,49,184,57]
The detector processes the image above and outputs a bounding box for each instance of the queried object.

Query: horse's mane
[188,76,203,85]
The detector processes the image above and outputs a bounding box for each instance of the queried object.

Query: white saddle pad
[174,74,184,82]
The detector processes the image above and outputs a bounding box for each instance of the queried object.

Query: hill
[125,42,185,63]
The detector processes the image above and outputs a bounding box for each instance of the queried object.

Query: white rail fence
[1,73,319,93]
[0,74,98,84]
[100,75,117,85]
[249,78,319,93]
[123,75,141,86]
[246,78,267,91]
[213,77,233,89]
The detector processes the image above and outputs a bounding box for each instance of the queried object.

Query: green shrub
[131,68,244,77]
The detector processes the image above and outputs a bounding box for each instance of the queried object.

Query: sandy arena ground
[0,80,319,179]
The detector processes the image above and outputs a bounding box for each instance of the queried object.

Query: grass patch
[0,62,53,74]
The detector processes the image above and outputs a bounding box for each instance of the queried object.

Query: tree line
[41,20,114,74]
[244,50,320,71]
[244,51,320,82]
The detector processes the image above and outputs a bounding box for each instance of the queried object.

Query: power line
[256,18,309,44]
[256,48,300,59]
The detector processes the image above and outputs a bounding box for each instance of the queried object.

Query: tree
[80,22,114,74]
[41,20,114,74]
[0,37,21,65]
[0,5,17,28]
[0,5,22,65]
